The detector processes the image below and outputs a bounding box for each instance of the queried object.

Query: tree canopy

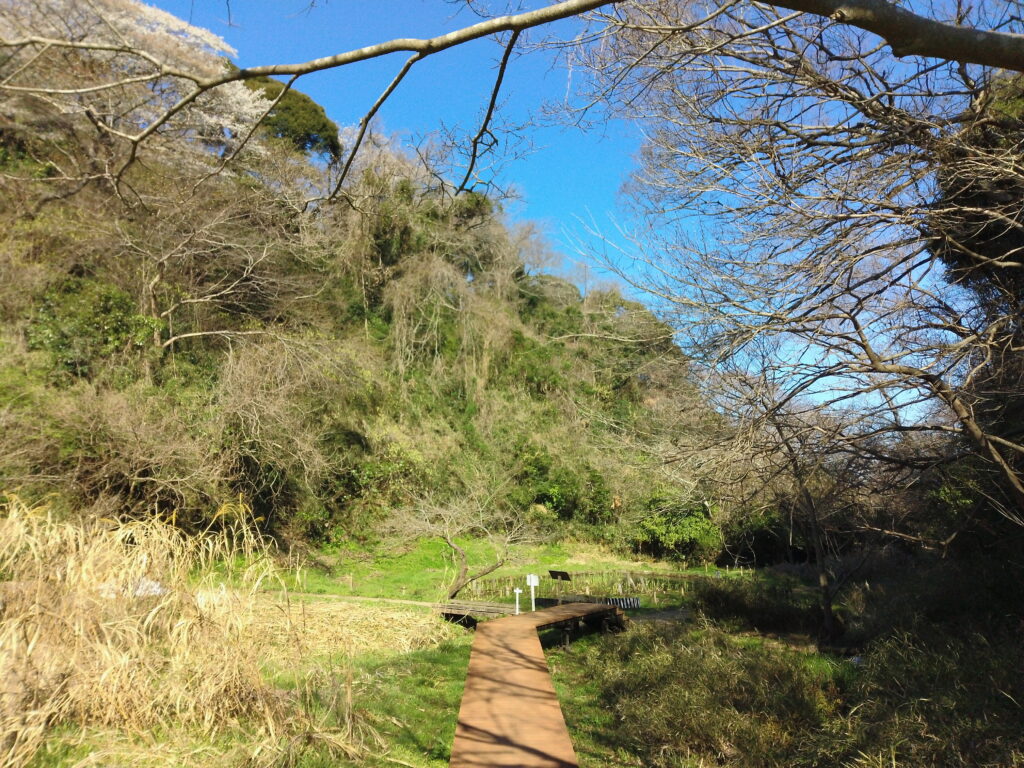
[244,75,342,159]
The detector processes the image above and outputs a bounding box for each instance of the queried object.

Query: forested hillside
[4,0,1024,590]
[0,57,714,562]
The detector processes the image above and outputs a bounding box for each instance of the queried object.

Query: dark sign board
[548,570,572,581]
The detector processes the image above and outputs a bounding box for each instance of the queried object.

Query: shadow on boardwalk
[448,604,623,768]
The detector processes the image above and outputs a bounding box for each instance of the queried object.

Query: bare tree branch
[456,29,520,194]
[576,1,1024,524]
[328,53,423,202]
[772,0,1024,70]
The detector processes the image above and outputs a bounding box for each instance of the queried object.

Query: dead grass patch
[248,595,459,662]
[0,493,374,767]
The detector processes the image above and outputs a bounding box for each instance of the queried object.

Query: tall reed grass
[0,493,365,767]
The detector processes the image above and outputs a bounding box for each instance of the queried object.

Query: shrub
[839,552,1024,644]
[632,494,722,562]
[16,383,225,521]
[0,493,380,767]
[0,494,272,765]
[501,331,566,394]
[691,573,821,635]
[720,507,790,566]
[26,278,160,382]
[508,441,612,524]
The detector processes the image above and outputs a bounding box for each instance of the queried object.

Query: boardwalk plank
[449,603,622,768]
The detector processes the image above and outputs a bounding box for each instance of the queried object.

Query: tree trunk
[443,535,506,599]
[804,496,840,644]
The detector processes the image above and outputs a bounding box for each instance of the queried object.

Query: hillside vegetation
[4,4,1024,767]
[0,90,720,568]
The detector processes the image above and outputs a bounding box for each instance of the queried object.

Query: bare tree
[4,0,1024,206]
[574,1,1024,524]
[670,350,919,638]
[393,474,531,599]
[758,392,899,640]
[0,0,271,206]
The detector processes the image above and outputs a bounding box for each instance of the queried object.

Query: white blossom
[0,0,270,160]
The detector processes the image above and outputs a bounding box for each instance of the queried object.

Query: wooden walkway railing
[449,603,624,768]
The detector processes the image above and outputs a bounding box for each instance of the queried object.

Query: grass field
[5,496,704,768]
[277,537,692,601]
[15,495,1015,768]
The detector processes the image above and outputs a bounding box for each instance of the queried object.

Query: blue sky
[149,0,641,277]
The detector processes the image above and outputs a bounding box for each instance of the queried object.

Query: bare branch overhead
[772,0,1024,70]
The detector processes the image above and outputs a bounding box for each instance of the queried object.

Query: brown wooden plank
[449,603,621,768]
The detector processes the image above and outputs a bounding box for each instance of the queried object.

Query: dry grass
[248,596,459,662]
[0,493,375,767]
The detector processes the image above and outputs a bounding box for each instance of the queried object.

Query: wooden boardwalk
[449,603,623,768]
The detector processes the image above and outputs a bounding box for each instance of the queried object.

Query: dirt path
[276,592,439,608]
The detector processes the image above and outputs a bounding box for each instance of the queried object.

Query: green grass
[286,538,461,601]
[345,635,474,767]
[32,551,1024,768]
[26,728,93,768]
[549,622,852,768]
[545,566,1024,768]
[548,635,644,768]
[276,537,701,602]
[690,570,821,635]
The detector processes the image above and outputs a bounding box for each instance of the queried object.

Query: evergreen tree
[245,76,342,159]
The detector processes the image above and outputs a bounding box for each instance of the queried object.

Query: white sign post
[513,588,523,615]
[526,573,540,611]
